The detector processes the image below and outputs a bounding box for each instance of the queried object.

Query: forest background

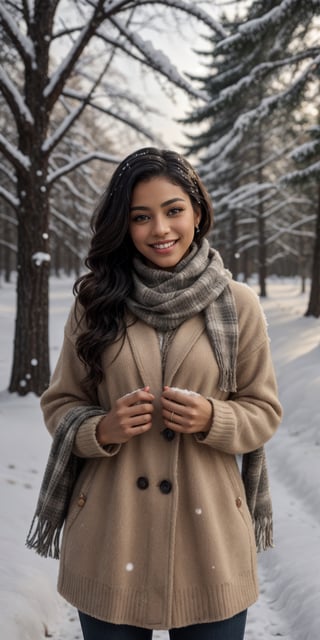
[0,0,319,396]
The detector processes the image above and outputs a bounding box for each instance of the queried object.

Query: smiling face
[129,176,201,270]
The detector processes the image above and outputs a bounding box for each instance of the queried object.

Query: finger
[162,387,181,403]
[126,420,152,438]
[161,398,188,420]
[128,402,154,418]
[129,422,152,438]
[128,388,155,405]
[128,413,153,428]
[161,395,186,410]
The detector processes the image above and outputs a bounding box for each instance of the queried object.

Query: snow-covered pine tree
[183,9,248,280]
[183,0,319,295]
[283,117,320,317]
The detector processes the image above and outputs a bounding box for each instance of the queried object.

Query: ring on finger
[170,411,175,422]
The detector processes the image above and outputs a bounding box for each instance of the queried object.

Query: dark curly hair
[74,147,214,388]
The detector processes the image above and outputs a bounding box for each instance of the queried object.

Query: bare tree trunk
[9,214,50,394]
[305,183,320,317]
[8,4,52,395]
[9,169,51,394]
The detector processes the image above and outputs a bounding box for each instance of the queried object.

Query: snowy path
[1,277,319,639]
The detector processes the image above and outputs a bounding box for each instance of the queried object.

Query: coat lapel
[126,320,163,391]
[165,314,206,386]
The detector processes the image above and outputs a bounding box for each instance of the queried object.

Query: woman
[27,148,282,640]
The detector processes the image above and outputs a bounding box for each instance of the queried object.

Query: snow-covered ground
[0,275,319,640]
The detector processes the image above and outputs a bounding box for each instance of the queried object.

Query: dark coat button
[159,480,172,494]
[236,496,242,508]
[162,428,175,441]
[136,476,149,490]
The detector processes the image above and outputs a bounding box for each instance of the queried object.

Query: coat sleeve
[196,284,282,454]
[40,304,120,459]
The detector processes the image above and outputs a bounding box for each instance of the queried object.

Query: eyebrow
[130,197,186,212]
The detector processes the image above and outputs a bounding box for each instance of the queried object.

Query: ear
[194,207,201,226]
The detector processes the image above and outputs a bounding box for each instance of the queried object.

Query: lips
[151,240,177,249]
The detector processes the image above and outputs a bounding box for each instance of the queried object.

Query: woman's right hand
[96,386,154,446]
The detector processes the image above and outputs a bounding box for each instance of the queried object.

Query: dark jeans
[78,609,247,640]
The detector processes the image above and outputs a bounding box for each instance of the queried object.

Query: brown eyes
[131,208,184,224]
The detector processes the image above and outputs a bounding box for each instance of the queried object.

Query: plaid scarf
[127,239,238,393]
[26,405,106,559]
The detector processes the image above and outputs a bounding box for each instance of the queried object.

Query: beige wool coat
[41,280,282,630]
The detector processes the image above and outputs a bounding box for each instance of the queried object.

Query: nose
[151,213,170,236]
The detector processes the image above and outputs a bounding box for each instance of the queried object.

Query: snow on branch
[0,185,19,209]
[59,88,161,142]
[290,137,320,162]
[110,16,209,100]
[0,134,30,171]
[0,239,17,252]
[43,56,116,155]
[0,162,17,184]
[47,152,121,184]
[62,84,147,112]
[0,68,34,125]
[0,211,18,226]
[222,181,277,205]
[203,53,320,166]
[138,0,227,38]
[267,246,299,263]
[0,3,35,63]
[50,206,89,236]
[43,1,108,107]
[281,161,320,183]
[66,75,162,115]
[85,101,162,141]
[204,50,320,115]
[237,141,296,181]
[42,103,86,154]
[55,175,96,205]
[215,0,307,52]
[268,215,316,243]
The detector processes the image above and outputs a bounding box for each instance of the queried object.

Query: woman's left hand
[161,386,213,435]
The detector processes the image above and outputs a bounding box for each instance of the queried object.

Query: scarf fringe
[254,516,274,553]
[26,515,61,560]
[218,368,237,393]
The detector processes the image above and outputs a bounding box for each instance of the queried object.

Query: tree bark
[9,210,50,394]
[8,1,52,395]
[305,183,320,317]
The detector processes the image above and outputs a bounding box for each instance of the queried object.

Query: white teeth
[152,241,176,249]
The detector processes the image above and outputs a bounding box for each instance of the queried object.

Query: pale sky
[53,2,222,153]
